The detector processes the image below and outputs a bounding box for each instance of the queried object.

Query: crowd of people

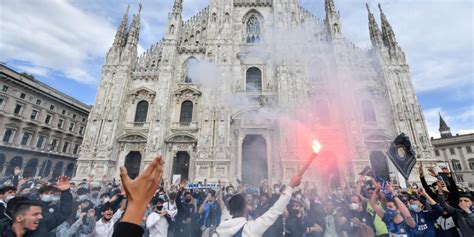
[0,157,472,237]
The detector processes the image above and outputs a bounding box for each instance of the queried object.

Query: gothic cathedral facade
[75,0,434,186]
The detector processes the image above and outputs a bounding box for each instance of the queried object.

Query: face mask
[5,195,15,202]
[409,204,419,212]
[228,189,235,194]
[296,194,302,200]
[102,197,110,203]
[41,194,53,203]
[107,185,113,189]
[159,195,166,200]
[384,208,398,218]
[350,203,360,211]
[157,205,163,211]
[51,196,60,202]
[185,198,192,203]
[77,195,88,202]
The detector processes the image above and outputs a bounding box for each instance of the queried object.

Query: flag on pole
[387,133,417,180]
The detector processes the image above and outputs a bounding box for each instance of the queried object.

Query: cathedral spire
[325,0,342,39]
[113,5,130,48]
[439,112,452,138]
[125,4,141,48]
[325,0,336,14]
[366,4,383,47]
[172,0,183,15]
[378,3,398,47]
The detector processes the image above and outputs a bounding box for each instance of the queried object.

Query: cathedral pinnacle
[366,4,383,47]
[172,0,183,14]
[378,3,398,47]
[113,5,130,48]
[126,5,141,48]
[325,0,336,14]
[324,0,342,38]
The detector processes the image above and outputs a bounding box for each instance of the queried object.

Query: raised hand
[57,176,71,191]
[417,187,427,197]
[418,163,424,177]
[441,166,450,174]
[427,167,438,177]
[371,178,382,190]
[289,176,302,188]
[120,155,164,214]
[118,155,164,226]
[179,179,187,190]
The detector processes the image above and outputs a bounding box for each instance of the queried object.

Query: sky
[0,0,472,138]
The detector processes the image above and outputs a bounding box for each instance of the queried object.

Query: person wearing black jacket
[175,186,196,237]
[0,186,17,220]
[286,200,306,237]
[439,192,474,236]
[0,197,43,237]
[31,176,73,237]
[0,176,72,237]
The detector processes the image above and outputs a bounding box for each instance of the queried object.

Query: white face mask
[350,203,360,211]
[102,197,110,203]
[41,194,53,203]
[5,195,15,202]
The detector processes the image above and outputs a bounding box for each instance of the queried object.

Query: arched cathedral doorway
[125,151,142,179]
[172,151,190,181]
[242,135,268,186]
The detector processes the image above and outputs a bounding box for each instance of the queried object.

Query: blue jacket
[408,204,443,237]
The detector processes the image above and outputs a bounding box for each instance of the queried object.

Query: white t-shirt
[146,212,169,237]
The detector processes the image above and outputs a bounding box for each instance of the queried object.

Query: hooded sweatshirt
[214,186,292,237]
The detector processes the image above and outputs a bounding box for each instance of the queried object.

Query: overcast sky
[0,0,472,138]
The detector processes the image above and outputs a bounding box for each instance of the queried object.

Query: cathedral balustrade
[170,122,199,132]
[234,0,272,7]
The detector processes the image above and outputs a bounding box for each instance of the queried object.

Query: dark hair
[76,188,89,196]
[100,193,110,199]
[38,185,59,195]
[229,194,246,216]
[6,196,42,220]
[226,185,235,193]
[0,186,17,195]
[152,197,165,205]
[100,202,113,213]
[209,190,217,197]
[260,193,270,200]
[459,193,474,202]
[168,192,177,200]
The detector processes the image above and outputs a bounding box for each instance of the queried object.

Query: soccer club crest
[387,133,417,180]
